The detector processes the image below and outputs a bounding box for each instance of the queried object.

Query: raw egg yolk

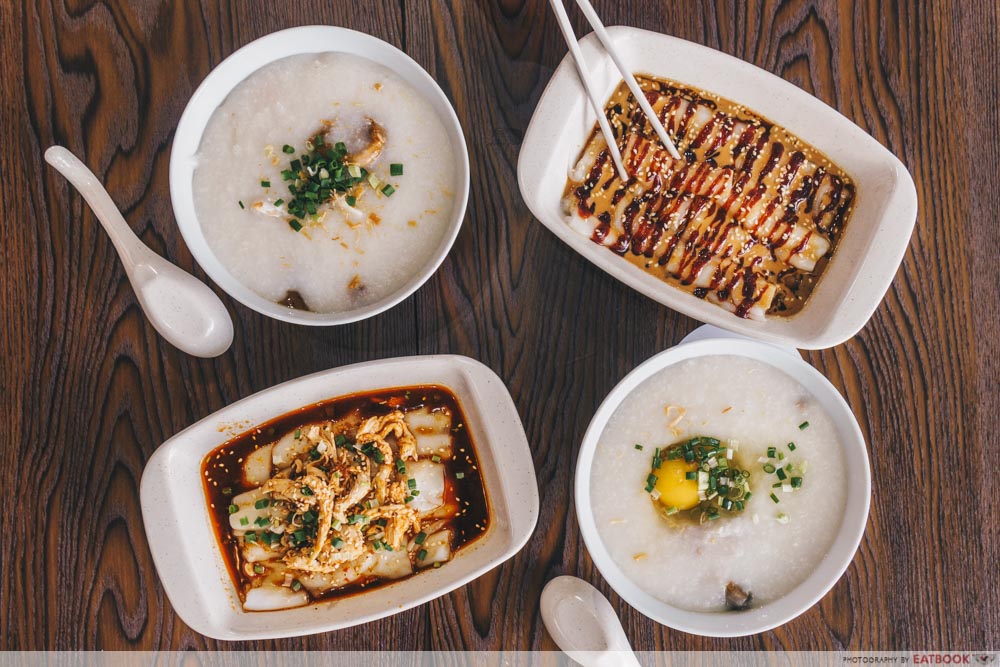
[654,459,700,511]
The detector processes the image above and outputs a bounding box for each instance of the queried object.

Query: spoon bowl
[45,146,234,358]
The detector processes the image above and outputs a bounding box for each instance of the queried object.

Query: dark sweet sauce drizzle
[568,77,855,317]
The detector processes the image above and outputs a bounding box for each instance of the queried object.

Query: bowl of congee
[575,325,871,636]
[170,26,469,324]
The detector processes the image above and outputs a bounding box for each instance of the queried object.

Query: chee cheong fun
[564,76,855,320]
[202,386,489,612]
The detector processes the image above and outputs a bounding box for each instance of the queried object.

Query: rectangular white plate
[140,355,538,640]
[518,27,917,349]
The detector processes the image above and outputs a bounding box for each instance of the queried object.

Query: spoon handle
[44,146,149,268]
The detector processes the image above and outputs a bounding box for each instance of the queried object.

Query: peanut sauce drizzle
[565,77,855,318]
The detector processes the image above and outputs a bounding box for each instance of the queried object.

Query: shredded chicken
[245,411,429,575]
[364,504,421,551]
[346,118,385,167]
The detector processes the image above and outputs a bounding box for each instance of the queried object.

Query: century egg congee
[193,52,458,313]
[589,355,847,612]
[202,386,489,611]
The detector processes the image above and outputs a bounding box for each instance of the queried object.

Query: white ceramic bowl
[574,325,871,636]
[169,26,470,325]
[518,27,917,349]
[140,355,538,640]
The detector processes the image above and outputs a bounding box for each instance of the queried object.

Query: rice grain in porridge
[193,52,457,314]
[590,354,847,612]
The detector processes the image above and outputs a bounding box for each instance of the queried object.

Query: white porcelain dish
[518,27,917,349]
[170,26,470,325]
[574,325,871,636]
[140,355,537,640]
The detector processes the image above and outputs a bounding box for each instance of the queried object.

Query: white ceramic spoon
[45,146,234,358]
[541,576,642,667]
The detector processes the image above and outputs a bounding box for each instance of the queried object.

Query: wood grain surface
[1,0,997,652]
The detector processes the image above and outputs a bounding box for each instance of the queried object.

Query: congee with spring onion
[193,52,457,313]
[590,355,846,611]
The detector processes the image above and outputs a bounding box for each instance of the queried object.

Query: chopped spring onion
[301,485,314,496]
[390,163,404,176]
[332,537,344,549]
[345,195,357,207]
[289,219,303,232]
[254,498,270,509]
[634,444,643,450]
[291,579,303,591]
[455,472,465,480]
[799,421,810,430]
[381,184,396,197]
[239,517,249,526]
[770,493,780,504]
[253,564,265,574]
[415,532,427,545]
[245,531,258,543]
[222,487,233,496]
[791,477,803,488]
[763,463,776,474]
[282,144,295,154]
[237,200,244,209]
[776,512,789,524]
[407,478,417,490]
[787,442,797,451]
[293,429,301,439]
[776,467,787,481]
[260,180,271,188]
[431,455,441,463]
[417,549,428,560]
[227,504,239,514]
[767,447,776,458]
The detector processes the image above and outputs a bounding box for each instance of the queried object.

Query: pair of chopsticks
[548,0,681,180]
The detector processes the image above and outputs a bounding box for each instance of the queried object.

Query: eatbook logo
[911,655,995,665]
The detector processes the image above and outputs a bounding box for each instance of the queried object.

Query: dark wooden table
[2,0,997,652]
